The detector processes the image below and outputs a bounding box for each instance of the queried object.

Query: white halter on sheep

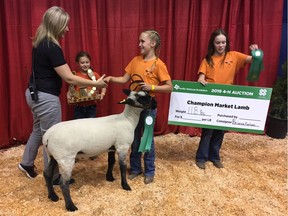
[42,89,152,211]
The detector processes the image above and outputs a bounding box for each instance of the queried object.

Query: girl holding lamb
[104,30,172,184]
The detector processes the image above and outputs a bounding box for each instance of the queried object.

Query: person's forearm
[153,83,172,93]
[246,56,253,64]
[104,73,130,84]
[110,76,127,84]
[73,75,107,88]
[55,64,107,88]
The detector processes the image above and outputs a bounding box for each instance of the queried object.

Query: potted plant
[266,60,287,139]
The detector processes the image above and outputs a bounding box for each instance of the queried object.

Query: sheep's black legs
[106,146,116,181]
[43,157,59,202]
[107,146,131,191]
[60,180,78,211]
[119,156,131,190]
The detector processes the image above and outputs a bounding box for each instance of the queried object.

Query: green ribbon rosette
[246,49,264,82]
[138,113,155,153]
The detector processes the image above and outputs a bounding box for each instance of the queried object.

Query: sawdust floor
[0,132,287,216]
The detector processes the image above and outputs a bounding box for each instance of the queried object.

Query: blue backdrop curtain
[0,0,284,148]
[278,0,287,76]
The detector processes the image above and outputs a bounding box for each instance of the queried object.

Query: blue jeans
[129,108,157,177]
[196,128,225,163]
[74,105,96,119]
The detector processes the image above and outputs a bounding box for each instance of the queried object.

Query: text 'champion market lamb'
[186,101,250,110]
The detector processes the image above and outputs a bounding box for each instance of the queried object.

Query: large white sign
[168,81,272,134]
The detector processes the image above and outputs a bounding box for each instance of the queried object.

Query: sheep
[42,89,152,211]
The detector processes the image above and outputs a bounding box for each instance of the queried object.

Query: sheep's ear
[137,90,148,96]
[123,89,131,96]
[118,98,133,105]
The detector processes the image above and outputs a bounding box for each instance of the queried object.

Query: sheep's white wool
[42,90,149,181]
[42,90,151,211]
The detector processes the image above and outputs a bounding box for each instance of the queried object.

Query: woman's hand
[246,44,261,63]
[140,82,152,91]
[249,44,259,51]
[96,74,108,88]
[198,73,208,86]
[99,90,106,100]
[103,76,112,83]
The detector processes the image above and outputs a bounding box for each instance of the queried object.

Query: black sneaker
[18,163,37,179]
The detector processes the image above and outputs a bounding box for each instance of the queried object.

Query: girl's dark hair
[205,29,230,67]
[75,51,91,62]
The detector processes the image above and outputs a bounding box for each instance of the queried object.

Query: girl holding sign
[196,29,261,169]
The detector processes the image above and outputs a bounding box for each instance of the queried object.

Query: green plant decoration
[268,60,287,120]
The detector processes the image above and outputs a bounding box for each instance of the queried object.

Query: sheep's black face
[136,91,151,108]
[118,90,151,109]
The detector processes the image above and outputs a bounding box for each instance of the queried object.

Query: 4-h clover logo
[259,89,267,96]
[174,84,180,90]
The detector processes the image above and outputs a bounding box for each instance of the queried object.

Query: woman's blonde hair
[32,6,70,47]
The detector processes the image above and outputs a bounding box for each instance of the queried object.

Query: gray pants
[21,89,61,178]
